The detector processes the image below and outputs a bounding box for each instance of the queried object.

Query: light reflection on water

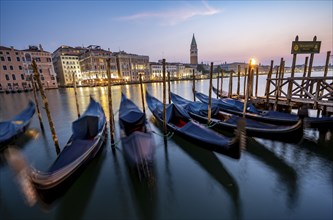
[0,77,332,220]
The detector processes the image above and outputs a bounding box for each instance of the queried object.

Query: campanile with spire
[190,34,198,65]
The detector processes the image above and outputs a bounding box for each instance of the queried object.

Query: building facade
[114,51,150,82]
[150,61,201,80]
[0,46,29,92]
[52,45,85,87]
[21,45,58,89]
[79,45,116,86]
[190,34,198,65]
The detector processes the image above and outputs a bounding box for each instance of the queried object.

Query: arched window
[25,53,32,62]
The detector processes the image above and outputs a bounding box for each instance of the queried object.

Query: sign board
[291,41,321,54]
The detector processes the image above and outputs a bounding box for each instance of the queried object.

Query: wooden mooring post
[167,71,171,104]
[306,36,317,98]
[228,70,233,98]
[220,70,224,98]
[30,76,44,129]
[243,68,247,97]
[255,66,259,97]
[192,69,196,102]
[208,62,213,124]
[106,58,115,146]
[287,36,298,104]
[162,59,167,134]
[264,60,274,109]
[216,70,220,99]
[237,65,241,97]
[72,72,80,118]
[139,73,145,114]
[300,56,309,98]
[32,60,60,154]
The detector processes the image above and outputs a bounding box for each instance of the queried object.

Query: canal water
[0,74,332,220]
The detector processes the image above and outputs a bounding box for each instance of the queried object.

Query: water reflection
[246,138,299,209]
[55,146,106,219]
[172,134,241,220]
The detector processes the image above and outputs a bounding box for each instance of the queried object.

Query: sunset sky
[1,1,332,66]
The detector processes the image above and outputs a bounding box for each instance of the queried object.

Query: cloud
[118,1,221,26]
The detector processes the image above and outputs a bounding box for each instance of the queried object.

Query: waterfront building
[190,34,198,65]
[21,45,58,89]
[113,51,149,82]
[52,45,85,87]
[150,62,179,80]
[220,62,270,74]
[79,45,117,86]
[0,46,28,92]
[150,61,201,80]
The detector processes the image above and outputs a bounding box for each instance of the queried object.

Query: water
[0,75,332,220]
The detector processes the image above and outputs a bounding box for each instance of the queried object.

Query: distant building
[0,45,57,93]
[150,61,201,80]
[79,45,115,85]
[21,45,58,89]
[190,34,198,65]
[220,62,270,74]
[52,45,85,87]
[0,46,28,92]
[113,51,150,82]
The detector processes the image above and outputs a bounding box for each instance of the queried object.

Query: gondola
[211,86,333,131]
[171,92,303,143]
[212,86,229,98]
[0,101,35,149]
[119,93,155,180]
[146,91,244,159]
[28,97,107,202]
[196,90,299,125]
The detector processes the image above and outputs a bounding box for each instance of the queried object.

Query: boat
[211,87,333,131]
[146,91,245,159]
[212,86,229,98]
[170,92,303,143]
[119,93,155,180]
[196,90,299,125]
[0,101,35,149]
[28,97,107,201]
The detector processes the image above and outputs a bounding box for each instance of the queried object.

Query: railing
[265,76,333,108]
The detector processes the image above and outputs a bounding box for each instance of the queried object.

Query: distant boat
[29,97,107,202]
[0,101,35,149]
[119,93,155,180]
[146,91,244,159]
[171,92,303,143]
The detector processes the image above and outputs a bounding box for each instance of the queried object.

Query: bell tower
[190,34,198,65]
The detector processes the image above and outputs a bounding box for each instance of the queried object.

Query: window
[19,66,22,70]
[41,75,44,81]
[39,69,42,73]
[3,65,7,70]
[35,57,41,62]
[16,57,20,61]
[7,57,11,61]
[21,74,25,80]
[5,74,9,80]
[51,76,55,80]
[10,66,13,70]
[25,54,31,62]
[0,57,4,61]
[22,57,25,62]
[12,74,16,80]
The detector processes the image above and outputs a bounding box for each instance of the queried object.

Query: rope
[152,130,175,140]
[206,120,218,128]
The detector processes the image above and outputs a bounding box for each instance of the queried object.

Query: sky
[1,0,332,66]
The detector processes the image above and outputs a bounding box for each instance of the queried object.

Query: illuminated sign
[291,41,321,54]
